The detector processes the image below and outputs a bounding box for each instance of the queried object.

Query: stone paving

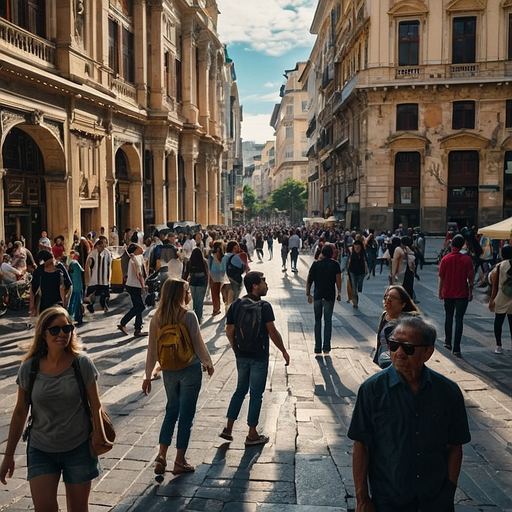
[1,243,512,511]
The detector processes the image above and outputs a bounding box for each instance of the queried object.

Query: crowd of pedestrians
[1,219,511,511]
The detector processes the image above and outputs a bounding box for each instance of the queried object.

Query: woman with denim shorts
[142,278,214,476]
[0,306,103,510]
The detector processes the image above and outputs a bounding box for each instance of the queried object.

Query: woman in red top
[51,236,66,262]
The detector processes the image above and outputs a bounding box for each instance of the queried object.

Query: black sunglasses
[47,324,75,336]
[387,339,431,356]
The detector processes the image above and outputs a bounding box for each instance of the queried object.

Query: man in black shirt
[306,244,342,354]
[220,271,290,446]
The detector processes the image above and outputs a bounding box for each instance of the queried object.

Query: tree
[243,185,257,219]
[269,179,307,225]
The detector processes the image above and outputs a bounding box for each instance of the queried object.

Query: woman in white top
[117,244,147,337]
[488,244,512,354]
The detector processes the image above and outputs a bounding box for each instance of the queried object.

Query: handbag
[72,359,116,457]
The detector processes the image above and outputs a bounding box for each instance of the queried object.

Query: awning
[477,217,512,239]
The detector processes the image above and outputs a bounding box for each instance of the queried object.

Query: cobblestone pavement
[1,244,512,511]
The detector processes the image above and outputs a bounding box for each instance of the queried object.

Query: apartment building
[0,0,240,250]
[304,0,512,233]
[270,63,309,190]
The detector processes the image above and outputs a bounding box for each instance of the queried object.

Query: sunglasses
[387,339,431,356]
[47,324,75,336]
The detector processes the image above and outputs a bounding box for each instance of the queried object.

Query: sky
[216,0,317,144]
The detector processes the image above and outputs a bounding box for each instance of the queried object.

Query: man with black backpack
[219,271,290,446]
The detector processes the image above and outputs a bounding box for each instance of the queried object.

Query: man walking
[84,238,112,313]
[306,244,341,354]
[438,234,475,358]
[288,229,301,272]
[219,271,290,446]
[348,316,471,512]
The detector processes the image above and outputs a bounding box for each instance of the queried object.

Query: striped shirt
[86,249,112,286]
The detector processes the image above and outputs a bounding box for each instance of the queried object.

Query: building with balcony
[270,63,309,191]
[304,0,512,233]
[0,0,239,251]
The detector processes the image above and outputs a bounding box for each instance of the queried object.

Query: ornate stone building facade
[0,0,239,251]
[305,0,512,233]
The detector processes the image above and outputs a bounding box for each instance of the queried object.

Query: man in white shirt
[1,255,22,284]
[288,229,301,273]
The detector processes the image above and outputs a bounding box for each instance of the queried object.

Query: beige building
[0,0,239,251]
[305,0,512,233]
[260,140,275,202]
[270,63,309,190]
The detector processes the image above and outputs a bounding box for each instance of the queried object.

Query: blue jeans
[349,273,366,306]
[159,362,202,449]
[443,298,469,352]
[226,357,268,427]
[120,285,145,331]
[190,284,207,323]
[314,299,335,352]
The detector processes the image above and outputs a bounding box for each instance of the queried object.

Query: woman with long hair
[208,241,225,316]
[184,247,209,323]
[142,279,214,476]
[373,284,420,368]
[0,306,103,510]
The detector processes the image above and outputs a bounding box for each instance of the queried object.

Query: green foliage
[269,179,307,211]
[243,185,257,216]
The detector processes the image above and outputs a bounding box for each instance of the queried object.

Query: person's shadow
[315,355,353,399]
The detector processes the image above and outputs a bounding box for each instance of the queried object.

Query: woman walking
[0,306,103,510]
[488,244,512,354]
[184,247,209,323]
[142,278,214,475]
[347,240,368,309]
[209,241,225,316]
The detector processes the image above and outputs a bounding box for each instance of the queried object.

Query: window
[302,101,308,112]
[452,101,475,129]
[507,100,512,129]
[285,125,293,139]
[452,17,476,64]
[396,104,418,131]
[108,19,119,76]
[398,21,419,66]
[286,105,293,116]
[0,0,46,38]
[509,14,512,60]
[109,17,135,83]
[122,27,135,84]
[285,146,294,159]
[394,152,420,205]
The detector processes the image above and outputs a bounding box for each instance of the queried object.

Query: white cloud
[217,0,316,56]
[242,91,281,103]
[242,113,275,144]
[264,81,278,88]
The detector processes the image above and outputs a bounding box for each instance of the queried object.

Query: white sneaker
[494,346,503,354]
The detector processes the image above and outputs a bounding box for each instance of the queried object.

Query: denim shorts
[27,439,100,484]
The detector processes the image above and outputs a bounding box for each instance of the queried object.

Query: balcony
[0,18,55,67]
[111,77,137,103]
[395,67,422,79]
[449,63,479,78]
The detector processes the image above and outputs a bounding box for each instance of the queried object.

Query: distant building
[270,63,309,190]
[303,0,512,232]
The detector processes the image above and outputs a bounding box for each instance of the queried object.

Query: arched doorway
[2,127,46,252]
[115,148,131,237]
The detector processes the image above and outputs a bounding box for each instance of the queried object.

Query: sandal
[117,324,128,336]
[219,428,233,441]
[172,460,195,475]
[244,434,269,446]
[154,456,166,475]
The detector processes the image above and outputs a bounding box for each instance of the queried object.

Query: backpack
[156,324,195,370]
[226,254,244,284]
[502,264,512,297]
[233,297,265,352]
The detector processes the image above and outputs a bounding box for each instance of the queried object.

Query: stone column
[167,151,179,221]
[152,147,167,225]
[208,153,219,225]
[129,180,144,230]
[0,169,6,242]
[148,2,164,110]
[134,0,148,107]
[45,173,71,242]
[181,16,199,125]
[195,151,208,225]
[197,41,211,135]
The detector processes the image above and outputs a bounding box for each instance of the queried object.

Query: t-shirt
[307,257,341,301]
[17,354,98,452]
[31,263,72,311]
[226,294,275,361]
[439,248,474,299]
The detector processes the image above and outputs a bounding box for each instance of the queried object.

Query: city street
[2,245,512,511]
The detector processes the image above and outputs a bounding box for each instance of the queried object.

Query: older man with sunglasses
[348,316,470,512]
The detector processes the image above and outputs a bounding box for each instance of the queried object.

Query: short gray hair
[394,316,437,346]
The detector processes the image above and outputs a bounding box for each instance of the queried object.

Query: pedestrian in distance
[84,238,112,314]
[347,239,368,309]
[288,229,301,272]
[488,244,512,354]
[348,315,471,512]
[142,278,214,475]
[306,244,342,354]
[208,241,225,316]
[0,306,103,510]
[67,251,85,326]
[266,231,274,260]
[438,234,475,358]
[117,244,148,337]
[183,247,209,323]
[280,230,289,272]
[219,271,290,446]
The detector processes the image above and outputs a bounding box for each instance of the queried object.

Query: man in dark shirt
[219,271,290,446]
[348,316,471,512]
[306,244,341,354]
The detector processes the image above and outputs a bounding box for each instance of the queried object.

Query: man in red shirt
[438,234,475,357]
